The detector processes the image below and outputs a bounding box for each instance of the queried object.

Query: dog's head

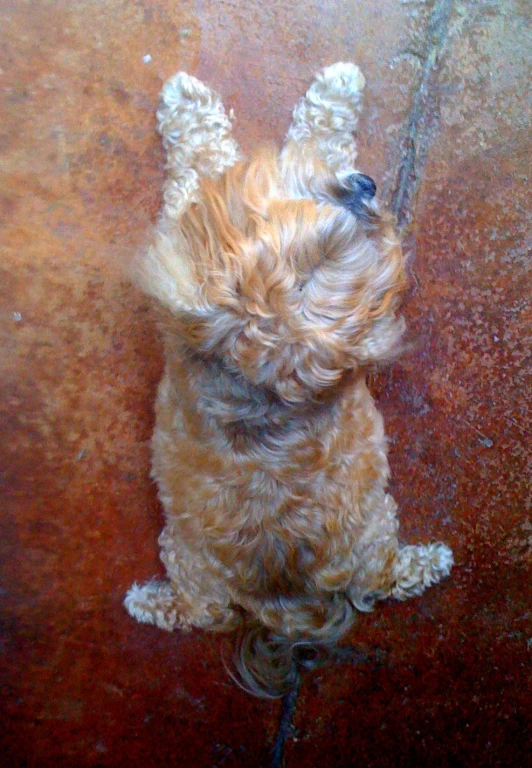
[139,148,406,404]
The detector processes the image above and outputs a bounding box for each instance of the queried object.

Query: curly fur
[124,63,453,697]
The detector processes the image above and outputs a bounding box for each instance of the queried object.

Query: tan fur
[125,64,453,696]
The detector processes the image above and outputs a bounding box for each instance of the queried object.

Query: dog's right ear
[302,205,407,366]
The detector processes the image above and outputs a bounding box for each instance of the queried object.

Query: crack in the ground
[391,0,455,229]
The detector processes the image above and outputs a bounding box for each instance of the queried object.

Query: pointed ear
[353,314,406,363]
[132,226,200,314]
[302,210,407,365]
[132,170,248,330]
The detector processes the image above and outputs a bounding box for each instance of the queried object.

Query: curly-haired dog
[125,63,453,696]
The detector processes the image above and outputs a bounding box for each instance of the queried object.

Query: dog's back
[125,67,452,698]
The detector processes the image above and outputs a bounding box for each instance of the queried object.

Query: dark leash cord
[269,645,386,767]
[270,676,302,768]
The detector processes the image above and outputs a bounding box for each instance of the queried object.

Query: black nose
[353,173,376,200]
[333,173,378,219]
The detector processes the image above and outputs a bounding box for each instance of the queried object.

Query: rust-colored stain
[1,0,530,766]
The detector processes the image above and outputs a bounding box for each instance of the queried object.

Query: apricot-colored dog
[125,63,453,696]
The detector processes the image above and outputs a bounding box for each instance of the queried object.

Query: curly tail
[229,595,356,698]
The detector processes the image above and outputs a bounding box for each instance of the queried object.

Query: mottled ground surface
[1,1,530,766]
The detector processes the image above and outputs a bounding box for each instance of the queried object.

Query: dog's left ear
[330,173,377,220]
[133,226,201,315]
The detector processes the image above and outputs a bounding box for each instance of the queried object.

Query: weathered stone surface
[1,0,530,765]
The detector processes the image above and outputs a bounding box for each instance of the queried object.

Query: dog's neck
[171,344,353,452]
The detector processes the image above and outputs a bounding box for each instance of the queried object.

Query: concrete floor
[1,1,530,765]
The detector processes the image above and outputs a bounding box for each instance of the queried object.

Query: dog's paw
[425,541,454,580]
[392,542,453,601]
[124,580,181,631]
[288,62,365,156]
[316,62,366,97]
[156,71,240,187]
[157,72,216,141]
[160,72,211,111]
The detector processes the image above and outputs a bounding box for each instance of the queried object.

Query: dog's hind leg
[156,72,241,220]
[283,62,365,173]
[349,541,453,613]
[347,494,453,611]
[124,578,239,632]
[125,524,240,632]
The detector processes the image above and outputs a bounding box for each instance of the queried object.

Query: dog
[124,63,453,697]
